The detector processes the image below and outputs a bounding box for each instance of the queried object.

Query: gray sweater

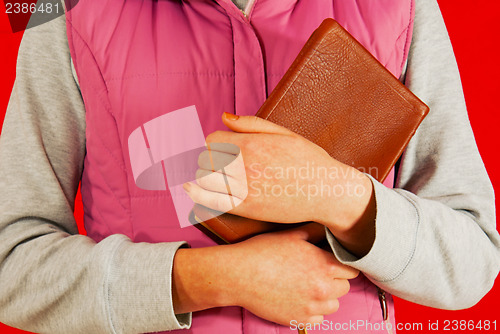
[0,0,499,333]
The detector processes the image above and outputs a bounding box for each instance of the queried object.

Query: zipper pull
[378,288,388,321]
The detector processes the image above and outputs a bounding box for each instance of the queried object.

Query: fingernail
[183,182,192,192]
[223,112,239,121]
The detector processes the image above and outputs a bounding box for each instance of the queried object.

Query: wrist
[315,166,376,256]
[172,245,236,313]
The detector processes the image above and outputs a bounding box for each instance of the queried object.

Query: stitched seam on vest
[66,20,134,239]
[66,20,112,112]
[400,0,415,75]
[67,36,127,174]
[384,26,409,75]
[88,128,127,173]
[383,23,410,77]
[66,22,128,173]
[85,148,130,214]
[381,2,414,77]
[83,201,114,238]
[87,164,129,219]
[230,18,236,117]
[66,22,126,170]
[105,71,235,83]
[216,3,237,117]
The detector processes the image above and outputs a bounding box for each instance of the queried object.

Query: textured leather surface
[194,19,429,244]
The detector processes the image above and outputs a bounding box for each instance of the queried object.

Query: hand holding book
[186,18,428,249]
[184,112,377,256]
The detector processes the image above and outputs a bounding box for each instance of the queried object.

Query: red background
[0,1,499,333]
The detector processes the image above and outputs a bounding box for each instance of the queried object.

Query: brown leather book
[191,18,429,244]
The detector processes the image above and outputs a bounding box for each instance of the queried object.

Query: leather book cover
[192,18,429,244]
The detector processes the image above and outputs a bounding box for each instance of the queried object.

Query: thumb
[222,112,296,136]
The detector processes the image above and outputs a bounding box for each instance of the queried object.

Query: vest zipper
[378,288,388,321]
[378,288,394,334]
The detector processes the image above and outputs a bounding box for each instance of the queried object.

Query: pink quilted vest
[65,0,414,332]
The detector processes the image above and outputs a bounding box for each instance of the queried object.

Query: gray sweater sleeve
[327,0,500,309]
[0,13,191,334]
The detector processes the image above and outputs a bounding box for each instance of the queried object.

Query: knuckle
[303,302,317,318]
[326,264,338,276]
[312,279,332,301]
[314,288,329,302]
